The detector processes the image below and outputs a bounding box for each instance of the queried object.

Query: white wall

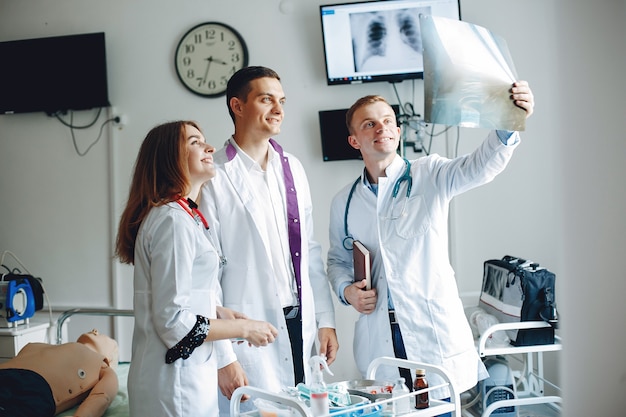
[1,0,624,413]
[556,1,626,415]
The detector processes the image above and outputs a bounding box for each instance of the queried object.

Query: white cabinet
[0,317,52,362]
[464,321,562,417]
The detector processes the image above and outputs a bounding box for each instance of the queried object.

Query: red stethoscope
[176,197,209,230]
[175,197,227,266]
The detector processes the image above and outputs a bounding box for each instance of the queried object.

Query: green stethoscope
[342,158,413,250]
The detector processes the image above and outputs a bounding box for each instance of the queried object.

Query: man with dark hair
[200,66,338,416]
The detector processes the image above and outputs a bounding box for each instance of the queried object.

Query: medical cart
[230,356,462,417]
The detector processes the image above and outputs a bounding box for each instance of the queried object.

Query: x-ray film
[420,15,526,131]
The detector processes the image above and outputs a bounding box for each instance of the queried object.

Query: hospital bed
[55,308,133,417]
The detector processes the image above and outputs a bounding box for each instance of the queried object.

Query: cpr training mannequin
[0,329,119,417]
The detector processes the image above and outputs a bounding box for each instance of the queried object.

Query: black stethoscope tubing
[342,158,412,250]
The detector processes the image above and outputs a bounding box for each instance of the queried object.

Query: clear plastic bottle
[413,369,429,409]
[308,355,334,417]
[392,377,411,415]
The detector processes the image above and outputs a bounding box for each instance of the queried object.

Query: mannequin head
[76,329,119,369]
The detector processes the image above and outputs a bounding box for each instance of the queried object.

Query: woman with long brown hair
[115,120,277,417]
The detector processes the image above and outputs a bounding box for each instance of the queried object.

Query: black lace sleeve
[165,315,211,364]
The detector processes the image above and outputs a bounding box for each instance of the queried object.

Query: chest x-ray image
[350,6,431,73]
[421,15,526,131]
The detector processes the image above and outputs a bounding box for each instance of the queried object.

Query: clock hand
[201,56,213,84]
[210,57,229,66]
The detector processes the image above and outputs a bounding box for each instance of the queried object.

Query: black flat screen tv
[320,0,461,85]
[319,104,400,161]
[0,32,110,115]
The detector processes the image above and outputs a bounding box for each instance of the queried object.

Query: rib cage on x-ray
[350,7,431,73]
[363,13,387,62]
[396,9,422,54]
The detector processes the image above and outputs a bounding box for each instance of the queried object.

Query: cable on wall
[391,81,429,155]
[51,108,120,156]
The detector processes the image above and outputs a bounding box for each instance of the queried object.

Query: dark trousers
[390,312,452,417]
[0,369,55,417]
[284,306,304,384]
[390,318,414,391]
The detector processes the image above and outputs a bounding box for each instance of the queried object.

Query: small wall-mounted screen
[320,0,461,86]
[0,32,110,115]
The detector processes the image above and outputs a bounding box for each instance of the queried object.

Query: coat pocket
[392,194,432,239]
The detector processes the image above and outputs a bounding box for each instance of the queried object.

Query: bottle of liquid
[308,355,334,417]
[413,369,429,409]
[392,377,411,415]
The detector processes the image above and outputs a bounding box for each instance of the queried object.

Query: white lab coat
[129,202,220,417]
[327,131,518,398]
[200,139,335,416]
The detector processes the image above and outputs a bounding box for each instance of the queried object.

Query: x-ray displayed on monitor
[320,0,461,85]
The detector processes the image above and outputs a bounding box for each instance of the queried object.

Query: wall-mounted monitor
[319,104,400,161]
[319,0,461,86]
[0,32,110,115]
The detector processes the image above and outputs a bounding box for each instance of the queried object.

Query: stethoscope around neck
[342,158,413,250]
[175,197,227,266]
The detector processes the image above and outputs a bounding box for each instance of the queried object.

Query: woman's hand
[240,319,278,347]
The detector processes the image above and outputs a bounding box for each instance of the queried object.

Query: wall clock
[174,22,249,98]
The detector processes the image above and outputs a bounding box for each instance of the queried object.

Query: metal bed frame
[56,307,133,344]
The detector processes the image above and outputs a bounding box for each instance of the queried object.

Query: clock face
[175,22,249,98]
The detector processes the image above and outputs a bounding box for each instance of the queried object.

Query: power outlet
[111,106,128,129]
[114,114,129,128]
